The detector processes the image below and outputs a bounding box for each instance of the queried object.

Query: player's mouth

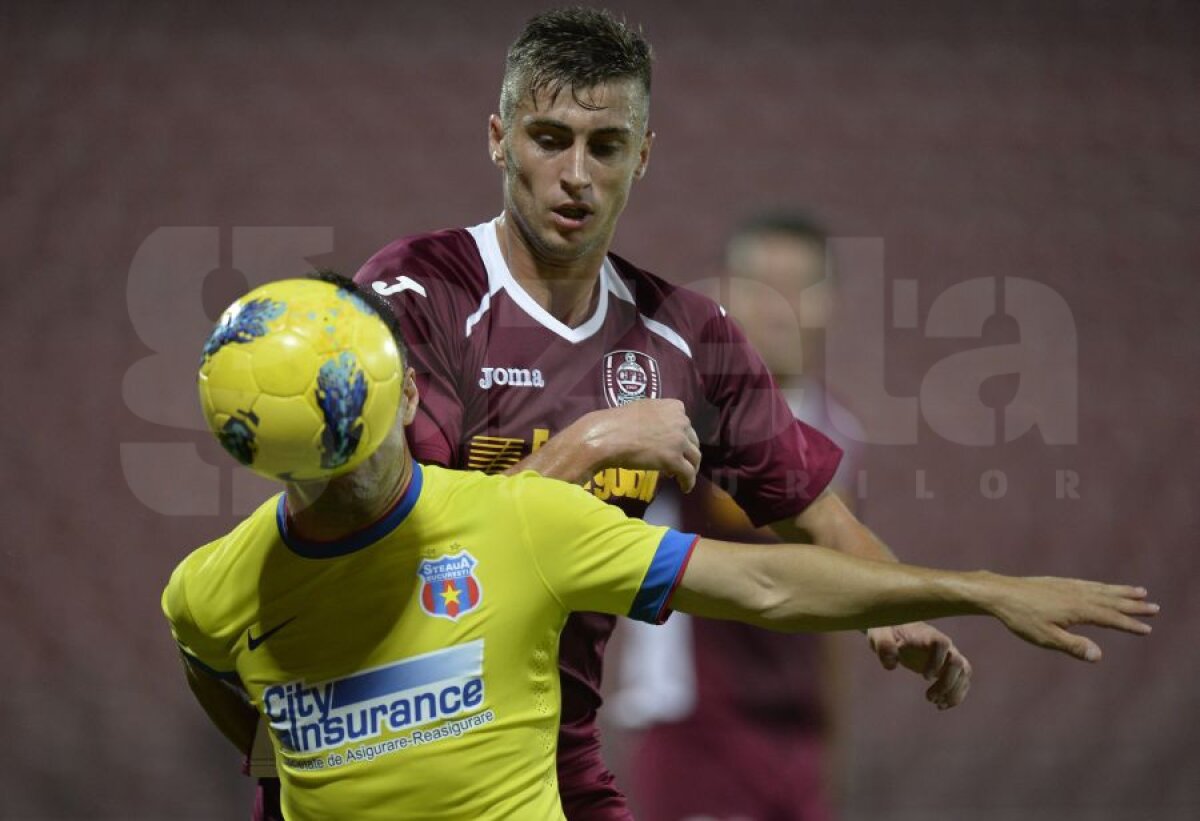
[551,203,593,231]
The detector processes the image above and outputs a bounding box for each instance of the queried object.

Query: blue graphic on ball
[201,298,286,363]
[335,288,374,316]
[218,411,259,466]
[316,352,368,469]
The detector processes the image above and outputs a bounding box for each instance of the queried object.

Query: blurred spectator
[612,212,863,821]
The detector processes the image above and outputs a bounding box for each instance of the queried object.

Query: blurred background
[2,0,1197,819]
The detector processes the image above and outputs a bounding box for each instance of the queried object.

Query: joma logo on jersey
[418,552,483,620]
[603,350,660,407]
[478,367,545,389]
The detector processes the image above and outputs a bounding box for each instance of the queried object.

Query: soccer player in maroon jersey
[355,9,967,820]
[250,7,981,820]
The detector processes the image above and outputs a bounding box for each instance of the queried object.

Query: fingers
[670,456,698,494]
[1112,584,1149,600]
[1079,584,1158,635]
[925,651,972,710]
[627,400,703,491]
[666,417,701,493]
[1112,589,1160,626]
[1094,611,1155,636]
[923,638,950,680]
[872,624,973,709]
[867,627,901,670]
[1050,627,1102,663]
[669,419,701,494]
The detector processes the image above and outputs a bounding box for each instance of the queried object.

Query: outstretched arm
[503,398,702,491]
[670,538,1157,662]
[774,492,973,709]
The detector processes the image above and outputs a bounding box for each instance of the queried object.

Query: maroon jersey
[355,218,843,816]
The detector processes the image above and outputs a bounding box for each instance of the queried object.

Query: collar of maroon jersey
[467,217,624,344]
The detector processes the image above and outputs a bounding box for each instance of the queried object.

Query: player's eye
[532,132,568,151]
[590,142,621,159]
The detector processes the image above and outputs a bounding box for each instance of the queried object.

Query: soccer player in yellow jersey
[164,275,1157,821]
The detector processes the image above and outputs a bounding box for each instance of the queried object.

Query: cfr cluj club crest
[417,551,482,621]
[603,350,661,407]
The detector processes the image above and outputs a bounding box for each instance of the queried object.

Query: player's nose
[560,143,592,191]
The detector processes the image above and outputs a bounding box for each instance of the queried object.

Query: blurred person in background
[613,212,868,821]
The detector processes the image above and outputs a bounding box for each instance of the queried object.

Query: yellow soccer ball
[198,277,403,482]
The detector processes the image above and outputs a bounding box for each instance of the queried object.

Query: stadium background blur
[2,1,1195,819]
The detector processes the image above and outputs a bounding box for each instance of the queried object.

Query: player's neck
[773,334,825,387]
[284,452,413,545]
[498,213,604,328]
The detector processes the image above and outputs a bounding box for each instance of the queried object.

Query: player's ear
[488,115,506,169]
[634,129,655,180]
[401,367,420,426]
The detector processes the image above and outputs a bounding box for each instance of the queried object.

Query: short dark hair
[308,269,409,366]
[730,210,829,248]
[726,210,833,284]
[500,7,653,125]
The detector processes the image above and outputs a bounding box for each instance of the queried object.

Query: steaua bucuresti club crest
[417,551,482,621]
[603,350,661,408]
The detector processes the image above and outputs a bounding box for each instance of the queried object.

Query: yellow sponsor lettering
[615,468,637,498]
[586,469,611,501]
[583,468,659,503]
[638,469,659,502]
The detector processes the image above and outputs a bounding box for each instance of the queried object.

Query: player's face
[726,234,832,379]
[490,79,653,267]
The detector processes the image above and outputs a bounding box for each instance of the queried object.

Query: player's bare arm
[774,491,974,709]
[502,398,701,491]
[670,538,1157,662]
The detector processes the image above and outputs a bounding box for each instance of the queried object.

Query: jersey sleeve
[161,547,239,681]
[355,245,468,467]
[507,473,698,624]
[693,307,844,527]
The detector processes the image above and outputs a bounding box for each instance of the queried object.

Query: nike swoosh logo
[247,617,296,651]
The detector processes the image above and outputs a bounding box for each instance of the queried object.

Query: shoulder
[355,227,489,302]
[163,497,279,630]
[424,464,582,505]
[427,465,605,521]
[608,253,733,346]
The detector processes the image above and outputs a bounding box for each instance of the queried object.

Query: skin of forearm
[675,541,991,633]
[772,492,899,563]
[501,413,607,484]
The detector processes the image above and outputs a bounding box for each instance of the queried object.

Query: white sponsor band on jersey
[264,641,485,755]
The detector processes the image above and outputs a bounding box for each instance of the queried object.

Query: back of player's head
[308,270,409,367]
[500,7,653,127]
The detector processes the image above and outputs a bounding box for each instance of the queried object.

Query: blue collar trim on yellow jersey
[276,461,424,559]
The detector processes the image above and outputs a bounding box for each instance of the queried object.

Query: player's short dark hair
[731,210,829,248]
[500,7,653,126]
[726,210,834,284]
[308,270,409,366]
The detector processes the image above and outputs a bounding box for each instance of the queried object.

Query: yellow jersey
[162,463,696,820]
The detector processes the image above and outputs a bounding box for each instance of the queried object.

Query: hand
[983,574,1158,662]
[581,399,702,492]
[867,622,972,710]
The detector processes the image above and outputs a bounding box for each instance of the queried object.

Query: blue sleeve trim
[629,529,699,624]
[179,647,240,683]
